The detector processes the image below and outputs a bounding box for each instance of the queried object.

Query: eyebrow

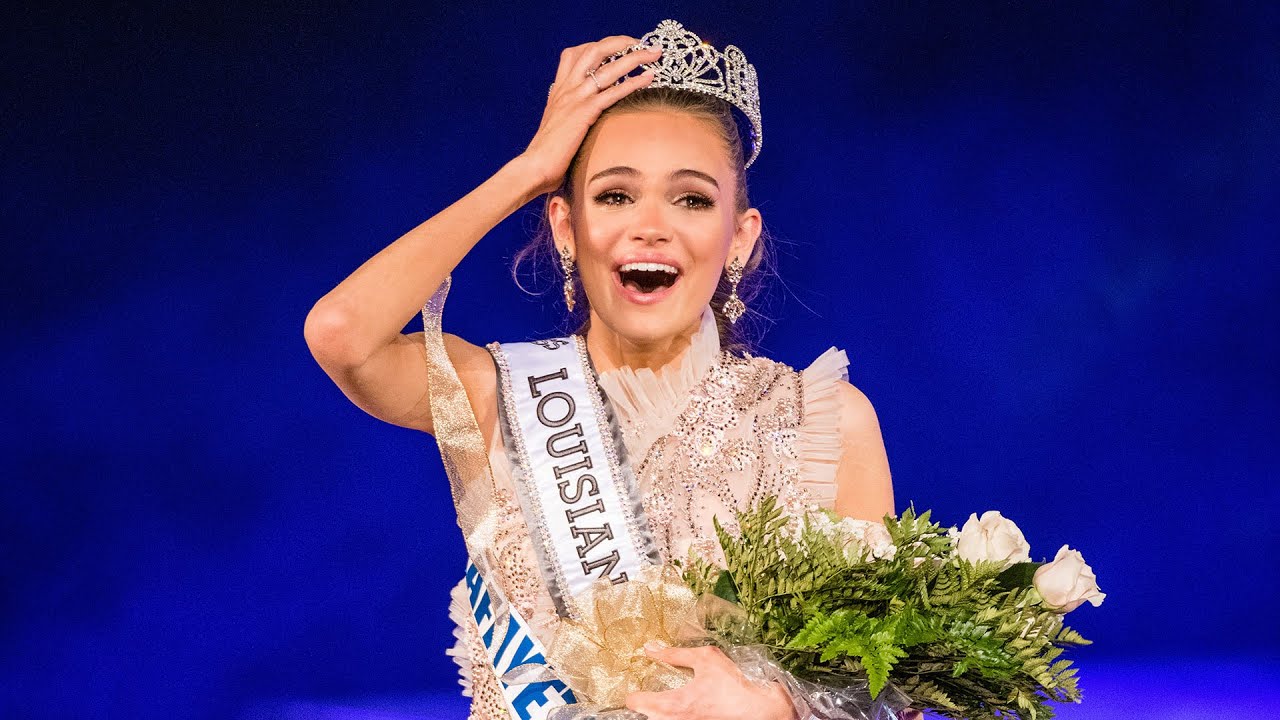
[587,166,720,190]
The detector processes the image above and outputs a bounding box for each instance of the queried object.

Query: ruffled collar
[594,306,721,460]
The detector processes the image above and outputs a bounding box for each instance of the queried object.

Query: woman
[305,21,897,720]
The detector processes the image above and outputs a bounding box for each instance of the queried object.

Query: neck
[584,311,704,374]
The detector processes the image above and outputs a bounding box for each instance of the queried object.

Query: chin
[604,312,679,344]
[596,302,697,347]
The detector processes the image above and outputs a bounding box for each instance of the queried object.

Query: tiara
[636,20,763,167]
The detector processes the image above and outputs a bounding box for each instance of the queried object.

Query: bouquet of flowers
[539,498,1104,720]
[681,498,1106,720]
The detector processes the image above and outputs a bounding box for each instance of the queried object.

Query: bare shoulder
[832,379,895,521]
[834,379,883,439]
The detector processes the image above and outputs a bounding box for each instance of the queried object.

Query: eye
[594,190,632,206]
[677,193,715,210]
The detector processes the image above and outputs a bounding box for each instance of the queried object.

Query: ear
[727,206,763,267]
[547,195,576,259]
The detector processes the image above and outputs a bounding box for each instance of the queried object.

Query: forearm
[305,155,545,366]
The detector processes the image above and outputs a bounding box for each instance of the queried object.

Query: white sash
[488,336,659,618]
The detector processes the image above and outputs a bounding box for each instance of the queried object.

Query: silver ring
[586,68,601,91]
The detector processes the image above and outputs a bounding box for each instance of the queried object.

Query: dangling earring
[558,245,576,313]
[723,256,745,325]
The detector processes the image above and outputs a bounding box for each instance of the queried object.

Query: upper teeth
[619,262,679,274]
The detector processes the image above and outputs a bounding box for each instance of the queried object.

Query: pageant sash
[488,336,659,618]
[423,279,572,718]
[464,560,577,719]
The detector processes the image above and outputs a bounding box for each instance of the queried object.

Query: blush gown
[422,289,852,720]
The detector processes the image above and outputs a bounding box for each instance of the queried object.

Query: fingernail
[643,640,667,652]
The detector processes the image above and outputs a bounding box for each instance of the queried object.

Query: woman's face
[551,108,761,347]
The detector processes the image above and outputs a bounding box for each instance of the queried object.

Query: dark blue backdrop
[3,2,1277,719]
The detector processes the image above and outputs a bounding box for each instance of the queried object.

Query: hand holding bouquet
[541,498,1104,720]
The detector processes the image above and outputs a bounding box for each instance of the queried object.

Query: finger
[553,42,594,86]
[570,35,644,81]
[552,41,627,100]
[590,45,662,88]
[590,67,655,109]
[644,643,725,672]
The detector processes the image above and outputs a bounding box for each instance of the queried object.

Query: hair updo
[512,86,772,353]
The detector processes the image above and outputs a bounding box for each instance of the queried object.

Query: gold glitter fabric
[420,277,511,720]
[547,565,707,706]
[419,276,496,545]
[426,290,851,716]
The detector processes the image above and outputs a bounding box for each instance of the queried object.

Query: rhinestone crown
[637,20,763,167]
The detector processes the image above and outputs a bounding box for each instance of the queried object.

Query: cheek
[698,222,735,263]
[691,255,730,296]
[571,220,613,269]
[573,234,620,298]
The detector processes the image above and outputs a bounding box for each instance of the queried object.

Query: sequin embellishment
[632,352,814,566]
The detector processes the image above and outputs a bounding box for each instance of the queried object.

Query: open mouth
[617,262,680,295]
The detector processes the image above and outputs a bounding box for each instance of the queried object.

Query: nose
[629,196,671,245]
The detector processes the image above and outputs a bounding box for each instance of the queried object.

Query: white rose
[1033,545,1106,613]
[951,511,1031,567]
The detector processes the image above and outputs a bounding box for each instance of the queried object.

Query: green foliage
[712,569,739,604]
[696,498,1093,720]
[997,562,1045,591]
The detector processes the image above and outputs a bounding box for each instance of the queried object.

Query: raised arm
[303,36,660,436]
[303,158,543,435]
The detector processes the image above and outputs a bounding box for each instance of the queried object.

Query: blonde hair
[512,87,772,352]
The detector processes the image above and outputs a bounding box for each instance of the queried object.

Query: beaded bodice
[634,352,812,564]
[442,307,850,719]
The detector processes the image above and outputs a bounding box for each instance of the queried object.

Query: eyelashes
[679,193,715,210]
[593,190,630,206]
[592,190,716,210]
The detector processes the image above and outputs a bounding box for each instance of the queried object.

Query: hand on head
[520,36,661,196]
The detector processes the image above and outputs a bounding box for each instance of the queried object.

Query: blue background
[3,2,1277,718]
